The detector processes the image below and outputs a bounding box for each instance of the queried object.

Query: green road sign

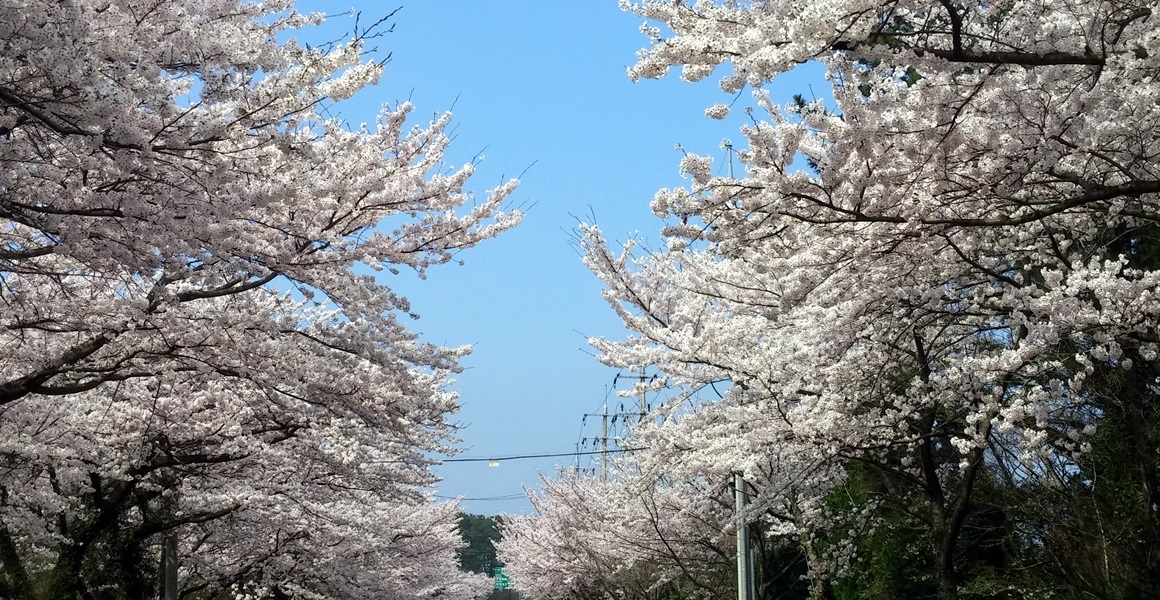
[493,566,510,590]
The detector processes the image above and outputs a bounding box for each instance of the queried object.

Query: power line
[441,447,646,463]
[435,493,527,502]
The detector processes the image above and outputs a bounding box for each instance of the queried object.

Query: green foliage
[458,513,502,575]
[826,463,934,600]
[1050,354,1160,598]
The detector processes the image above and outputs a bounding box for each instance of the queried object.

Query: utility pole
[612,370,652,424]
[584,371,659,481]
[583,404,630,481]
[600,405,609,481]
[637,366,647,422]
[735,473,755,600]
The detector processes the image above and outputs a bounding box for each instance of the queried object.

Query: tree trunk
[46,540,88,600]
[0,520,32,600]
[800,532,835,600]
[936,565,959,600]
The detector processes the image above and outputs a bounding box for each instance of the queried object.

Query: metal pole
[736,473,753,600]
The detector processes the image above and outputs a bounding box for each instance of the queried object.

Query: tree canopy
[458,513,502,575]
[0,1,518,598]
[501,0,1160,599]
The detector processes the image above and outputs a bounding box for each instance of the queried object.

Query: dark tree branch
[0,245,54,260]
[0,333,114,406]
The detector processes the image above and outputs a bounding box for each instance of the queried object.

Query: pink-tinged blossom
[0,1,517,598]
[704,103,730,119]
[521,0,1160,598]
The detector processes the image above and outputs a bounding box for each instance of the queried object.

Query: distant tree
[458,513,502,575]
[498,471,742,600]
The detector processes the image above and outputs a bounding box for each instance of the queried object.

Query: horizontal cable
[441,447,646,463]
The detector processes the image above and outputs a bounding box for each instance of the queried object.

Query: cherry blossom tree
[497,470,738,600]
[0,303,489,599]
[628,393,853,599]
[0,0,518,407]
[0,0,517,597]
[498,389,854,600]
[576,1,1160,598]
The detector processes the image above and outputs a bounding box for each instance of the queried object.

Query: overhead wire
[434,378,714,498]
[434,493,528,502]
[441,447,646,463]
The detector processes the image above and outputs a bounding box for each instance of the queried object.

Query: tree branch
[0,333,114,406]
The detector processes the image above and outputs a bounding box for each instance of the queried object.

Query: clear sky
[295,1,825,515]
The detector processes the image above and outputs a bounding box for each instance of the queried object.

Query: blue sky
[296,1,825,514]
